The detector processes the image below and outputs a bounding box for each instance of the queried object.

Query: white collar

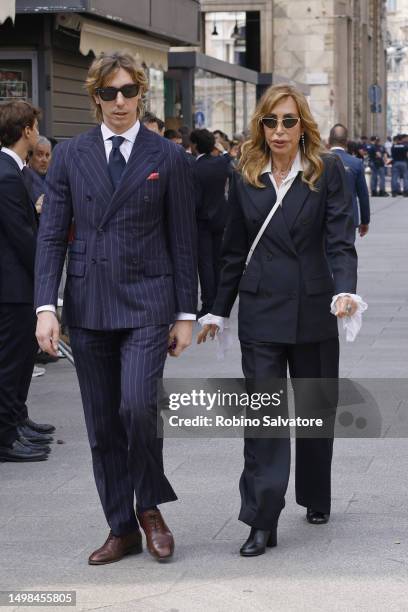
[1,147,25,171]
[196,153,206,161]
[261,149,303,180]
[101,120,140,143]
[330,146,345,151]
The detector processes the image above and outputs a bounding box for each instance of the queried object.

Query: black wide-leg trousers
[69,324,177,537]
[239,337,339,530]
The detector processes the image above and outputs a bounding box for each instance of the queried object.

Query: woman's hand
[334,295,358,318]
[197,324,219,344]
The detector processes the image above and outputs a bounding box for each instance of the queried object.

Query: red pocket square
[147,172,160,180]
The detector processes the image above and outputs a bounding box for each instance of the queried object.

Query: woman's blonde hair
[85,50,149,123]
[238,84,325,190]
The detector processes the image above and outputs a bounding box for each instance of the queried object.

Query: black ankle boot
[240,527,277,557]
[306,508,330,524]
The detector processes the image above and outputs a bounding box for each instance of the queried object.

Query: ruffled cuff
[197,314,232,359]
[330,293,368,342]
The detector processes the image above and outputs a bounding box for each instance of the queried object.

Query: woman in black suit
[198,84,359,556]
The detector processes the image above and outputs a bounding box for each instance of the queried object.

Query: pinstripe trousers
[69,324,177,536]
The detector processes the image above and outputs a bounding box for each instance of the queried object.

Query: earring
[301,133,306,154]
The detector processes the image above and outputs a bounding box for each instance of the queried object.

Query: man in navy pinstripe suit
[35,52,198,564]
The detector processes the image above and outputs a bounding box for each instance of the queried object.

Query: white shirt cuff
[36,305,57,315]
[176,312,196,321]
[198,313,227,332]
[330,293,368,342]
[198,314,232,360]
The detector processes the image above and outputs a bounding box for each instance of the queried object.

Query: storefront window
[194,68,234,137]
[0,58,36,104]
[146,67,165,120]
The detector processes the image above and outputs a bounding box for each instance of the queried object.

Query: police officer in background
[366,136,389,197]
[391,134,408,197]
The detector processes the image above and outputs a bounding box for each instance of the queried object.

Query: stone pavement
[1,195,407,612]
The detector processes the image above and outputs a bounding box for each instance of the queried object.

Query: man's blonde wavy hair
[239,84,325,190]
[85,50,149,123]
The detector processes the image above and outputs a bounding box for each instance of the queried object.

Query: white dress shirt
[1,147,25,171]
[100,120,140,163]
[37,121,195,321]
[261,148,303,199]
[199,148,365,347]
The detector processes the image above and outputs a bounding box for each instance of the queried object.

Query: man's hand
[358,223,369,237]
[36,311,60,356]
[197,324,219,344]
[168,320,193,357]
[334,295,358,319]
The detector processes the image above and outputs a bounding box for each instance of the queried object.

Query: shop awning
[79,17,169,71]
[0,0,15,24]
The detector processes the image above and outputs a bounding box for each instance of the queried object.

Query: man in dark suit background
[329,124,370,237]
[190,128,233,315]
[26,135,52,213]
[0,101,53,463]
[35,51,197,565]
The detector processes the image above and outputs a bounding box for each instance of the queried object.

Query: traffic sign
[368,84,382,104]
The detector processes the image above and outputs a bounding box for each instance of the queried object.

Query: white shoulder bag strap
[244,191,285,271]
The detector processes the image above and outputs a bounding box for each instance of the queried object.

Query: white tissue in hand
[330,293,368,342]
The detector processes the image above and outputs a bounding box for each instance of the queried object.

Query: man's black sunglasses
[95,83,139,101]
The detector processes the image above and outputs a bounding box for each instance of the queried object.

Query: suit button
[143,195,150,202]
[97,227,104,234]
[91,258,96,264]
[86,195,92,201]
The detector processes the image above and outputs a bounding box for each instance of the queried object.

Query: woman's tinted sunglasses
[261,116,300,129]
[95,83,139,101]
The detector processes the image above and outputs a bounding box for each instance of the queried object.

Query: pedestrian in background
[26,135,52,214]
[391,134,408,197]
[366,136,389,197]
[329,123,370,237]
[141,112,165,136]
[0,101,54,463]
[190,128,233,316]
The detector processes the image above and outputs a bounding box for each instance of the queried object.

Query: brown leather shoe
[137,509,174,561]
[88,530,142,565]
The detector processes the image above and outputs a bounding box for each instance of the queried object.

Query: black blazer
[0,151,38,304]
[212,153,357,344]
[194,154,233,231]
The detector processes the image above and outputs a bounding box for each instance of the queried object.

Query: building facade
[386,0,408,136]
[201,0,388,140]
[0,0,200,138]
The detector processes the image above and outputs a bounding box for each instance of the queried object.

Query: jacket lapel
[281,173,311,231]
[74,126,114,205]
[98,124,165,228]
[243,173,297,256]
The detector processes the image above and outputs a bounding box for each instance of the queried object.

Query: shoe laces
[147,512,160,530]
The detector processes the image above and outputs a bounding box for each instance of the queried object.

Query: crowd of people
[344,133,408,197]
